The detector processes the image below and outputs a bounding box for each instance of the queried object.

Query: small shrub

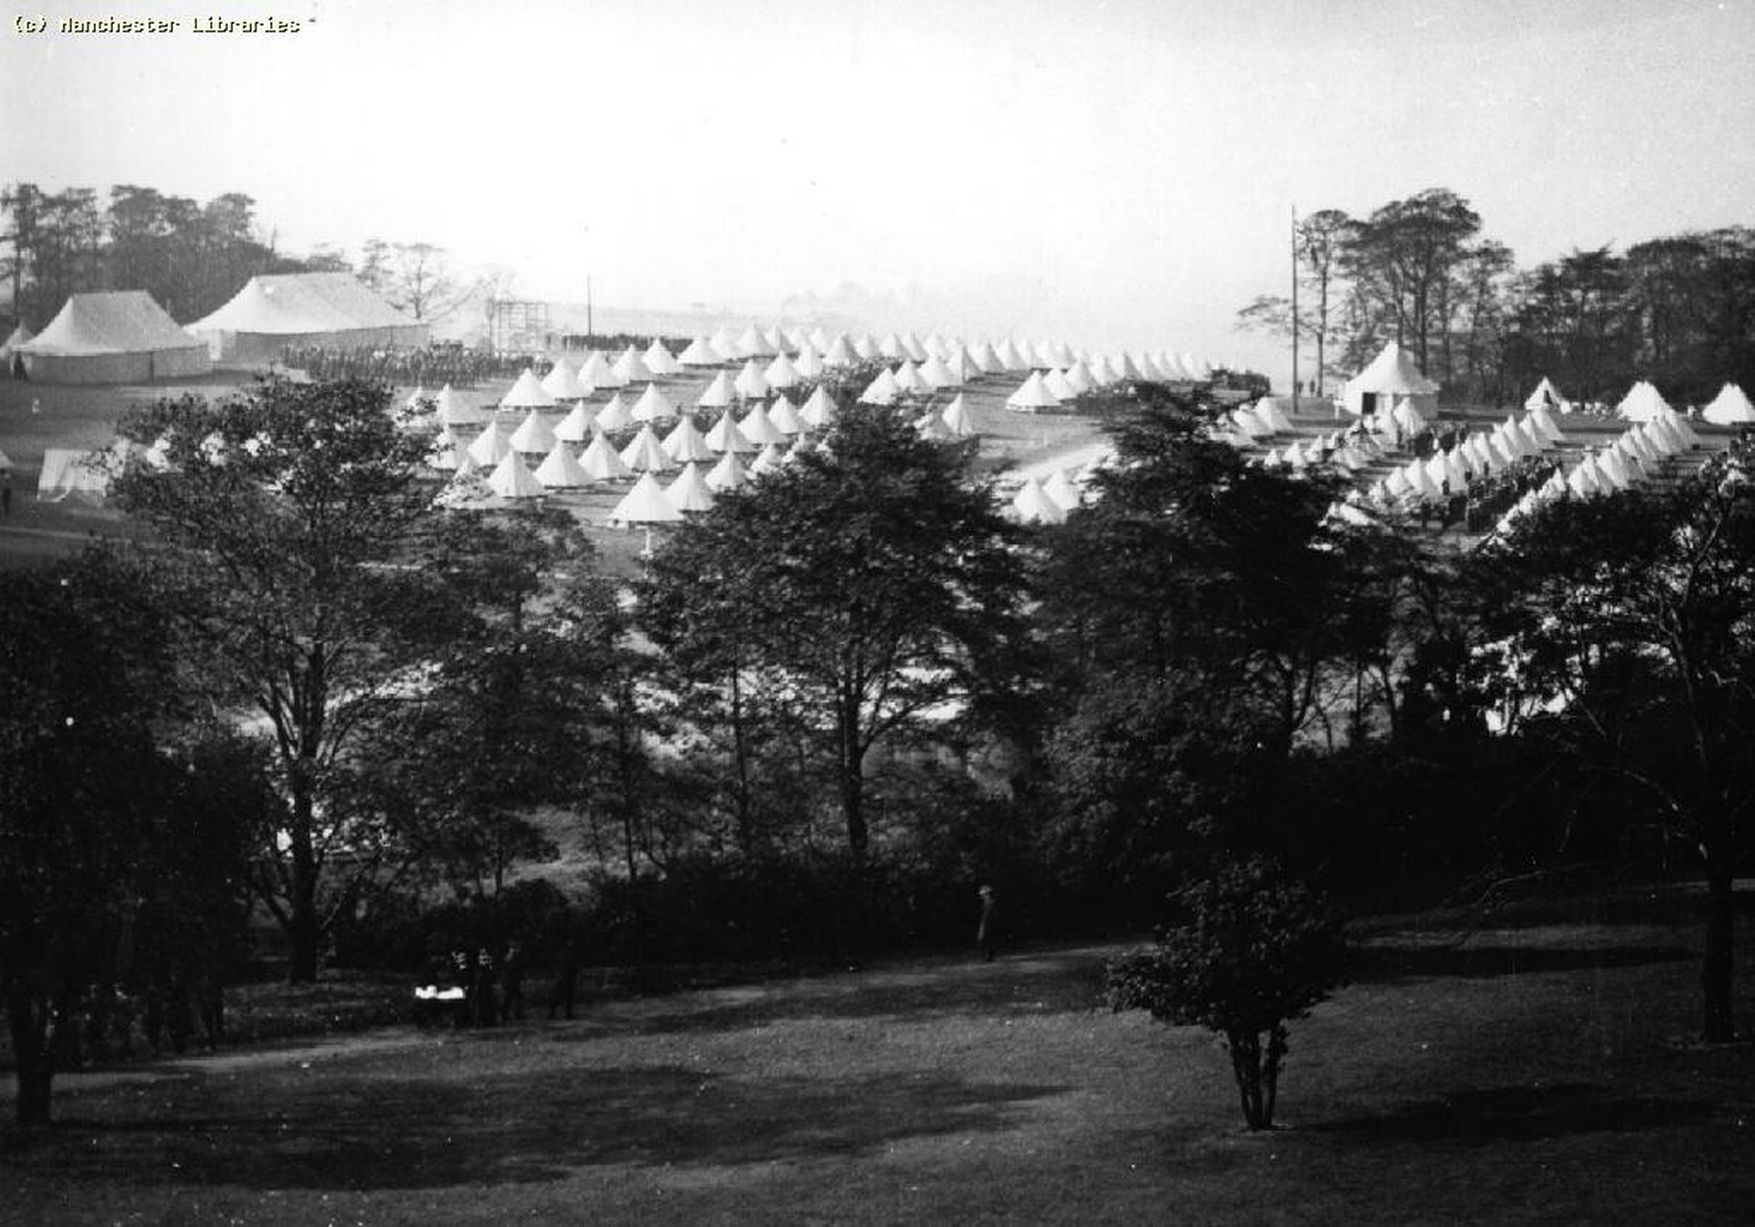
[1107,856,1347,1131]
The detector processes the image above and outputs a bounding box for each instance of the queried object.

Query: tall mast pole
[1290,204,1300,413]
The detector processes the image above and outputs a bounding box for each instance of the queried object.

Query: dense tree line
[8,373,1752,1126]
[0,181,482,330]
[1240,188,1755,408]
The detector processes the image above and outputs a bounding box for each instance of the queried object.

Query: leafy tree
[109,377,456,982]
[365,505,626,899]
[639,404,1027,857]
[1107,856,1347,1131]
[1467,459,1755,1041]
[0,551,224,1125]
[1342,187,1482,374]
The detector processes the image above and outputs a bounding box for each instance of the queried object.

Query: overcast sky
[3,0,1752,378]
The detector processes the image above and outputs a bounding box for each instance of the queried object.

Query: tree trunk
[840,697,868,857]
[287,781,320,984]
[1702,863,1735,1043]
[1229,1029,1267,1130]
[7,987,55,1126]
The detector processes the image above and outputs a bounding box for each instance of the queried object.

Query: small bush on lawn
[1107,856,1347,1131]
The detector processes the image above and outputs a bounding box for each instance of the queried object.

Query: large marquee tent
[187,272,428,366]
[18,291,211,384]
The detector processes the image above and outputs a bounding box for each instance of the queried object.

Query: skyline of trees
[1239,187,1755,409]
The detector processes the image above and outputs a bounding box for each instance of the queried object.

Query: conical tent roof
[706,408,757,453]
[593,392,634,432]
[696,370,736,409]
[705,447,749,491]
[578,429,635,480]
[467,422,511,467]
[619,423,676,473]
[821,334,857,367]
[677,335,720,366]
[1006,370,1061,410]
[859,368,899,406]
[993,339,1025,371]
[917,411,952,441]
[487,450,546,499]
[1346,341,1438,398]
[609,471,684,525]
[733,359,770,400]
[435,383,489,425]
[1703,382,1755,425]
[541,359,589,400]
[509,409,558,454]
[734,324,776,358]
[555,401,596,442]
[851,334,879,361]
[749,441,788,476]
[764,352,800,389]
[613,346,654,384]
[709,325,739,361]
[1257,397,1295,433]
[877,333,906,360]
[800,385,838,429]
[1011,476,1066,524]
[1523,376,1569,413]
[662,413,715,463]
[1061,359,1094,395]
[643,338,679,375]
[768,394,806,435]
[966,340,1000,373]
[941,393,975,437]
[631,382,679,423]
[892,359,927,395]
[1617,380,1672,422]
[534,439,591,488]
[586,351,628,390]
[792,344,824,379]
[741,402,786,446]
[500,368,557,409]
[1043,368,1077,400]
[665,462,717,513]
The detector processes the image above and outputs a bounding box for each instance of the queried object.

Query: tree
[1106,856,1346,1131]
[0,551,242,1125]
[382,242,472,322]
[1343,188,1482,375]
[109,377,455,982]
[639,404,1028,857]
[1467,457,1755,1042]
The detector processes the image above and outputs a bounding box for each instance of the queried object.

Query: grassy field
[3,894,1750,1224]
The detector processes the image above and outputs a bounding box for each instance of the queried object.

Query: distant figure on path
[547,934,579,1020]
[977,884,998,962]
[500,941,527,1021]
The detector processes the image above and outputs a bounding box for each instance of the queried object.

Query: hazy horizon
[4,0,1752,384]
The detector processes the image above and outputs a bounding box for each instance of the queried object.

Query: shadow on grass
[8,1066,1062,1191]
[572,949,1112,1039]
[1349,943,1695,985]
[1312,1082,1722,1143]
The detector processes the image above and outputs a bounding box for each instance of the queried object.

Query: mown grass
[4,897,1750,1225]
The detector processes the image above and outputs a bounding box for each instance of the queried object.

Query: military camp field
[0,368,1740,576]
[0,366,1107,575]
[3,890,1752,1225]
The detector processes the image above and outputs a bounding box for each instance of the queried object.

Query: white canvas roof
[188,272,419,336]
[24,291,203,357]
[665,462,716,513]
[662,413,715,463]
[509,409,558,454]
[609,471,684,525]
[677,336,720,366]
[500,369,557,409]
[487,450,545,499]
[619,424,676,473]
[705,446,750,491]
[643,338,679,375]
[631,382,679,423]
[706,408,756,453]
[740,403,786,446]
[1617,380,1672,422]
[555,401,596,442]
[1011,476,1065,524]
[733,359,770,400]
[1006,370,1060,411]
[767,394,806,435]
[1703,382,1755,425]
[467,422,511,467]
[533,440,591,488]
[613,347,653,383]
[593,392,634,432]
[579,430,634,480]
[800,385,838,430]
[941,393,975,437]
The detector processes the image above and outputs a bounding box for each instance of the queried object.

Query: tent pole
[1290,204,1300,415]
